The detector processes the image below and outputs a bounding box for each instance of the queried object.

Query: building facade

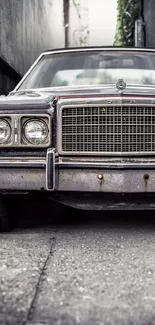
[0,0,64,95]
[0,0,120,95]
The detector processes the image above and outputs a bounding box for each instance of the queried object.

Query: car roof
[42,46,155,55]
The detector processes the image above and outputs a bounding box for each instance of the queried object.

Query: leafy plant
[114,0,140,46]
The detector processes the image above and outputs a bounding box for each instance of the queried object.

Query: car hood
[10,84,155,98]
[0,92,55,110]
[1,84,155,109]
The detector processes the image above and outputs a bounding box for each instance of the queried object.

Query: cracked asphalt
[1,196,155,325]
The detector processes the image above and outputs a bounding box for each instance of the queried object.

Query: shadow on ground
[9,194,155,230]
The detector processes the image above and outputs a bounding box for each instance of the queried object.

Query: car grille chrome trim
[60,106,155,155]
[0,157,46,167]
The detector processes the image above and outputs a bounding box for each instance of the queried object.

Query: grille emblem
[116,79,126,91]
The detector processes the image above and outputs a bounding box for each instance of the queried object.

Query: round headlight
[23,119,48,145]
[0,119,11,144]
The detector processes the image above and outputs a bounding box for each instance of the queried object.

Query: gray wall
[143,0,155,48]
[0,0,55,94]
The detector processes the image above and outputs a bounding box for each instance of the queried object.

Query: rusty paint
[143,173,150,192]
[97,174,104,191]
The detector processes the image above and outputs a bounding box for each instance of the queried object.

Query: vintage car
[1,46,155,230]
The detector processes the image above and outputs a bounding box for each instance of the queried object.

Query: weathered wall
[0,0,64,75]
[143,0,155,48]
[0,0,64,94]
[68,0,117,47]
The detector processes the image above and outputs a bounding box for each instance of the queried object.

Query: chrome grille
[61,106,155,154]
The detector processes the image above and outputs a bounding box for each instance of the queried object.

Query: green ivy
[114,0,140,46]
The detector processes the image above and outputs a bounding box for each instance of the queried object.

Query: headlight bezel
[0,118,12,145]
[0,114,51,147]
[22,118,49,145]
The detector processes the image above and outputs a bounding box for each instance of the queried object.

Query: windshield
[17,51,155,90]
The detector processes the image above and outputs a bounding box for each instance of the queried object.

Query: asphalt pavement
[1,196,155,325]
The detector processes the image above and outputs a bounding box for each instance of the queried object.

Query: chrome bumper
[0,150,155,193]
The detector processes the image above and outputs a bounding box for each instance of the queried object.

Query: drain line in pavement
[23,236,56,325]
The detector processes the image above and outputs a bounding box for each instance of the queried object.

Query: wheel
[0,195,16,232]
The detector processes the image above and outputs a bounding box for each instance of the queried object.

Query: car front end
[1,47,155,229]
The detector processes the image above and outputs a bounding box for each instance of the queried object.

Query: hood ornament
[116,79,126,91]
